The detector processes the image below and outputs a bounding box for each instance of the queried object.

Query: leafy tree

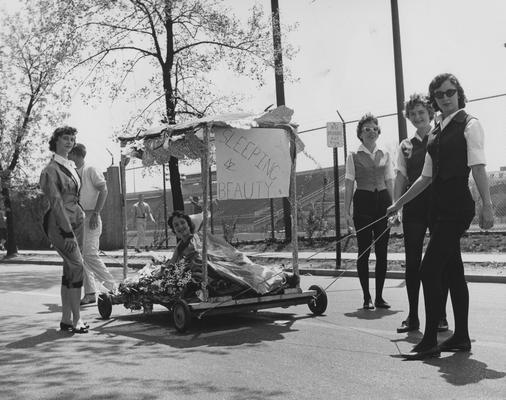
[71,0,295,211]
[0,0,83,256]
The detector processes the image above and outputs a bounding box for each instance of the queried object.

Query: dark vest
[403,136,430,223]
[426,110,475,224]
[406,136,427,185]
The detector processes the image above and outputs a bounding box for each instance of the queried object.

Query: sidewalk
[2,248,505,283]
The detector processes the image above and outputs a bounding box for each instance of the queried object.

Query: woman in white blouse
[344,113,394,310]
[388,73,494,360]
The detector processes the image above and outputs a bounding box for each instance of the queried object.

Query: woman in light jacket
[40,126,88,333]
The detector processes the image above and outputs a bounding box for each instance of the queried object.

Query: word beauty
[215,127,291,200]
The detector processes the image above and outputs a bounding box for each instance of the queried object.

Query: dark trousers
[419,221,469,346]
[353,190,391,301]
[403,221,448,321]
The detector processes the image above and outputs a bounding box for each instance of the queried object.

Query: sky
[3,0,506,193]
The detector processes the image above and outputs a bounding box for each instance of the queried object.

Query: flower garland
[118,257,192,312]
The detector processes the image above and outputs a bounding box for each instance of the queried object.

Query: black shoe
[437,318,449,332]
[363,299,375,310]
[439,336,471,352]
[60,322,73,332]
[403,345,441,360]
[397,317,420,333]
[374,299,391,309]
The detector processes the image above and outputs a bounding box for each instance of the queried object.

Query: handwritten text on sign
[215,127,291,200]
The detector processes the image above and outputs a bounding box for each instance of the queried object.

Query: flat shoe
[403,345,440,360]
[374,300,391,309]
[396,319,419,333]
[363,300,375,310]
[80,297,96,305]
[60,322,73,332]
[437,318,449,332]
[439,338,471,352]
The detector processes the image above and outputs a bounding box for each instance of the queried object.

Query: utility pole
[390,0,407,142]
[271,0,292,242]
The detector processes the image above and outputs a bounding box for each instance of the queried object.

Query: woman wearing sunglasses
[394,94,450,335]
[344,113,394,310]
[388,73,494,360]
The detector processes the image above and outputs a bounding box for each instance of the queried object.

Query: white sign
[215,127,291,200]
[326,122,344,148]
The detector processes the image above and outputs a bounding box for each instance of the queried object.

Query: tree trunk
[1,176,18,256]
[168,156,184,211]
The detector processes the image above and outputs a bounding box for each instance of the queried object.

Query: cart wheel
[173,300,192,333]
[308,285,327,315]
[98,293,112,319]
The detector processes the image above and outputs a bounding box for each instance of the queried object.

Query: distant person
[344,113,394,310]
[388,73,494,360]
[39,126,88,333]
[0,208,6,251]
[132,194,155,252]
[69,143,117,305]
[394,94,449,334]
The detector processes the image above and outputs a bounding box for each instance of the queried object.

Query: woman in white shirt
[388,73,494,360]
[344,113,394,310]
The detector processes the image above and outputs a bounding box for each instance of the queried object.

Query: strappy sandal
[72,325,89,334]
[60,321,89,331]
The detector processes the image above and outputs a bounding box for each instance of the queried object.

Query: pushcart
[100,106,328,332]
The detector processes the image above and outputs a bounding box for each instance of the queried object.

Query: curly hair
[356,113,380,142]
[428,73,467,112]
[404,93,435,121]
[49,126,77,152]
[167,210,195,235]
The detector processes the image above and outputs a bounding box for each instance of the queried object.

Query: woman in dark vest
[344,113,394,310]
[388,73,494,360]
[394,94,449,334]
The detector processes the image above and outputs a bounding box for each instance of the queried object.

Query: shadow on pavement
[424,352,506,385]
[90,309,318,351]
[6,328,76,349]
[344,308,401,320]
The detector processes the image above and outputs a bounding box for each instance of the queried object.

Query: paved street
[1,262,506,399]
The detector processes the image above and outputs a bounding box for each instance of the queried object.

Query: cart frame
[107,109,327,332]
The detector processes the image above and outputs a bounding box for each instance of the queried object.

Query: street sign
[326,122,344,148]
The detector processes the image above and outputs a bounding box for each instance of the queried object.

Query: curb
[2,257,505,284]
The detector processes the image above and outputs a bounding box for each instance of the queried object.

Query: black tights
[353,190,391,302]
[419,221,469,347]
[403,222,448,321]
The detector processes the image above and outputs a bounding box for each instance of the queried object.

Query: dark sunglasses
[434,89,457,99]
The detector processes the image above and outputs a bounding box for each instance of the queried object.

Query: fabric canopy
[118,106,304,165]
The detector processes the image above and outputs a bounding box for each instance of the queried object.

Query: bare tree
[0,0,83,256]
[71,0,295,211]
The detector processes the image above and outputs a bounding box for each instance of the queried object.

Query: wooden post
[200,124,210,301]
[288,127,299,283]
[119,153,128,279]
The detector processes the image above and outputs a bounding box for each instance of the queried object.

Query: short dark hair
[69,143,87,158]
[167,210,195,235]
[49,126,77,152]
[428,73,467,112]
[356,113,380,142]
[404,93,435,121]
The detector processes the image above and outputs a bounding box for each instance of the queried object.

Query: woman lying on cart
[118,210,298,311]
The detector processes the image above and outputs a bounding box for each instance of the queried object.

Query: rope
[303,214,388,261]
